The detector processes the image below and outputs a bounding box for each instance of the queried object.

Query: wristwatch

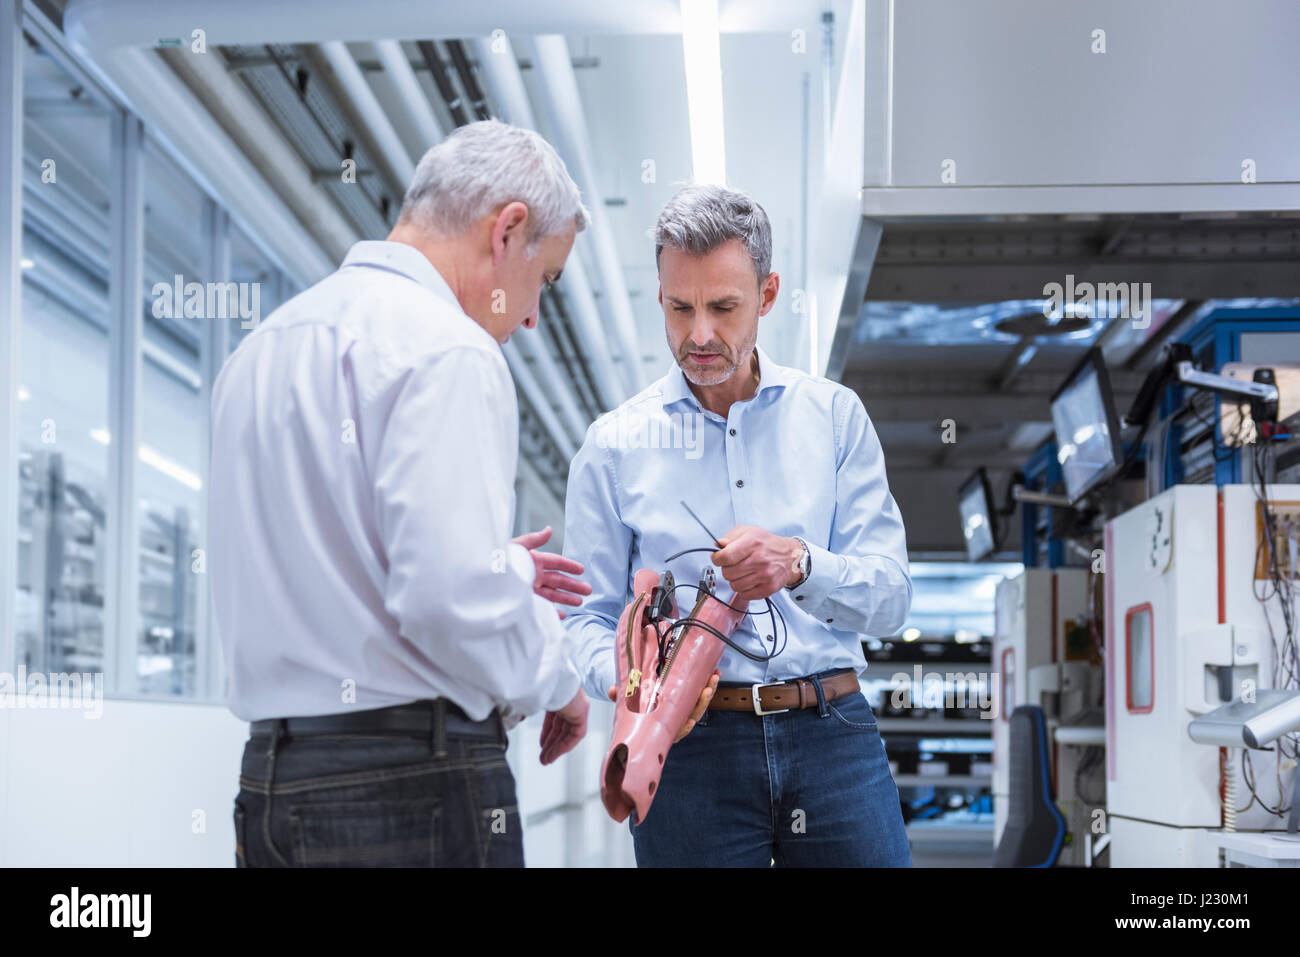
[787,537,811,590]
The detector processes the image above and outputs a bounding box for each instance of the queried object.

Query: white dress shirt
[210,240,580,725]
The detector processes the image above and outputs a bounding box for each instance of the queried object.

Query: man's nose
[690,312,715,346]
[522,307,539,330]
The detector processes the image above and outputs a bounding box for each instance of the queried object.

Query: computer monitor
[958,468,997,561]
[1051,347,1124,504]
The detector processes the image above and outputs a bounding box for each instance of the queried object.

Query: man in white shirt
[211,120,592,867]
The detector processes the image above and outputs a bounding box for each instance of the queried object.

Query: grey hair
[653,184,773,281]
[398,119,589,248]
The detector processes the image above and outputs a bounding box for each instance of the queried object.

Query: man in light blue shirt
[562,184,914,866]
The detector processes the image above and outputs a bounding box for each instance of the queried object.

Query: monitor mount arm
[1125,341,1280,429]
[1174,361,1279,424]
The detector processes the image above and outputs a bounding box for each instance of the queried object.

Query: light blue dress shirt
[561,346,912,702]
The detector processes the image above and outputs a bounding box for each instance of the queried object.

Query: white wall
[0,696,633,867]
[509,698,636,867]
[0,699,247,866]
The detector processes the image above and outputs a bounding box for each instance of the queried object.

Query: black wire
[1176,396,1240,464]
[663,546,721,563]
[655,540,793,665]
[663,582,789,663]
[1243,436,1300,815]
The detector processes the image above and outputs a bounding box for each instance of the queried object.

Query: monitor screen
[1051,349,1123,504]
[958,469,996,561]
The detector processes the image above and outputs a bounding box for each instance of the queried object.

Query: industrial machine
[1102,307,1300,866]
[992,567,1104,865]
[1105,483,1300,865]
[978,309,1300,867]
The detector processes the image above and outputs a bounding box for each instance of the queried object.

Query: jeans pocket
[288,800,441,867]
[233,802,247,868]
[827,693,878,731]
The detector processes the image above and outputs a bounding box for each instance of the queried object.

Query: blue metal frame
[1021,440,1065,568]
[1164,307,1300,485]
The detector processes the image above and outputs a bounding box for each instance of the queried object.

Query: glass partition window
[137,146,207,697]
[229,225,288,356]
[15,36,115,680]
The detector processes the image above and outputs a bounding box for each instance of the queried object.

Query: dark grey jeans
[234,706,523,867]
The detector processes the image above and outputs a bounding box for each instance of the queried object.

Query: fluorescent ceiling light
[89,429,202,491]
[20,257,34,270]
[681,0,726,186]
[17,385,30,401]
[139,444,202,492]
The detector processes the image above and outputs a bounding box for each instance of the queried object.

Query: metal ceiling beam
[1122,299,1207,371]
[503,345,578,462]
[65,0,835,47]
[994,338,1038,391]
[160,46,361,264]
[308,42,415,194]
[416,41,469,127]
[528,34,647,393]
[504,335,589,446]
[824,218,884,382]
[849,390,1137,423]
[472,34,627,413]
[865,261,1300,303]
[887,457,1035,473]
[372,40,444,149]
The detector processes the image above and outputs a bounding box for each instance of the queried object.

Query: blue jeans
[630,680,912,867]
[234,712,521,867]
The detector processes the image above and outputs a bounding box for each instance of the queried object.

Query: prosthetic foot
[600,567,747,825]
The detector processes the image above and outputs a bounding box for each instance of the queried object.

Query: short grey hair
[398,119,589,248]
[654,184,772,281]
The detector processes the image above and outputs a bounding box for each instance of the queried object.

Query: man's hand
[711,525,804,605]
[513,526,592,619]
[606,671,720,743]
[540,688,589,765]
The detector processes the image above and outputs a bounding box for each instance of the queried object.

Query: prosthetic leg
[600,566,747,825]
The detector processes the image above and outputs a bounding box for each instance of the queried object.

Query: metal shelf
[877,718,992,734]
[893,774,992,788]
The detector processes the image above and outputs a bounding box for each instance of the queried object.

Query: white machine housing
[992,567,1102,864]
[1105,484,1298,867]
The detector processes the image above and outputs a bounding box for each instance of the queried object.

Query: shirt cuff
[541,659,583,714]
[787,539,842,623]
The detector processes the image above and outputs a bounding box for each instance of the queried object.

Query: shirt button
[729,428,737,436]
[826,618,834,624]
[735,479,744,488]
[795,595,804,601]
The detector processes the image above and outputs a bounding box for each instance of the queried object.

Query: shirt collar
[340,240,459,307]
[660,344,791,411]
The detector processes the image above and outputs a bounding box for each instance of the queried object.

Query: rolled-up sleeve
[372,345,580,720]
[787,389,912,636]
[561,422,632,701]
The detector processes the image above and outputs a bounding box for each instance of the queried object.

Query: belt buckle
[751,681,789,716]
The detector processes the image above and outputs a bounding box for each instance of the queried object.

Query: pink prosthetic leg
[600,567,747,825]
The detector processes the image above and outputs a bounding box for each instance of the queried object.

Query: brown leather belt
[708,670,860,715]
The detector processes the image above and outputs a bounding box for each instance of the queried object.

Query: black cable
[662,581,789,664]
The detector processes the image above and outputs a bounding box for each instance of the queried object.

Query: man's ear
[491,201,530,263]
[758,271,780,317]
